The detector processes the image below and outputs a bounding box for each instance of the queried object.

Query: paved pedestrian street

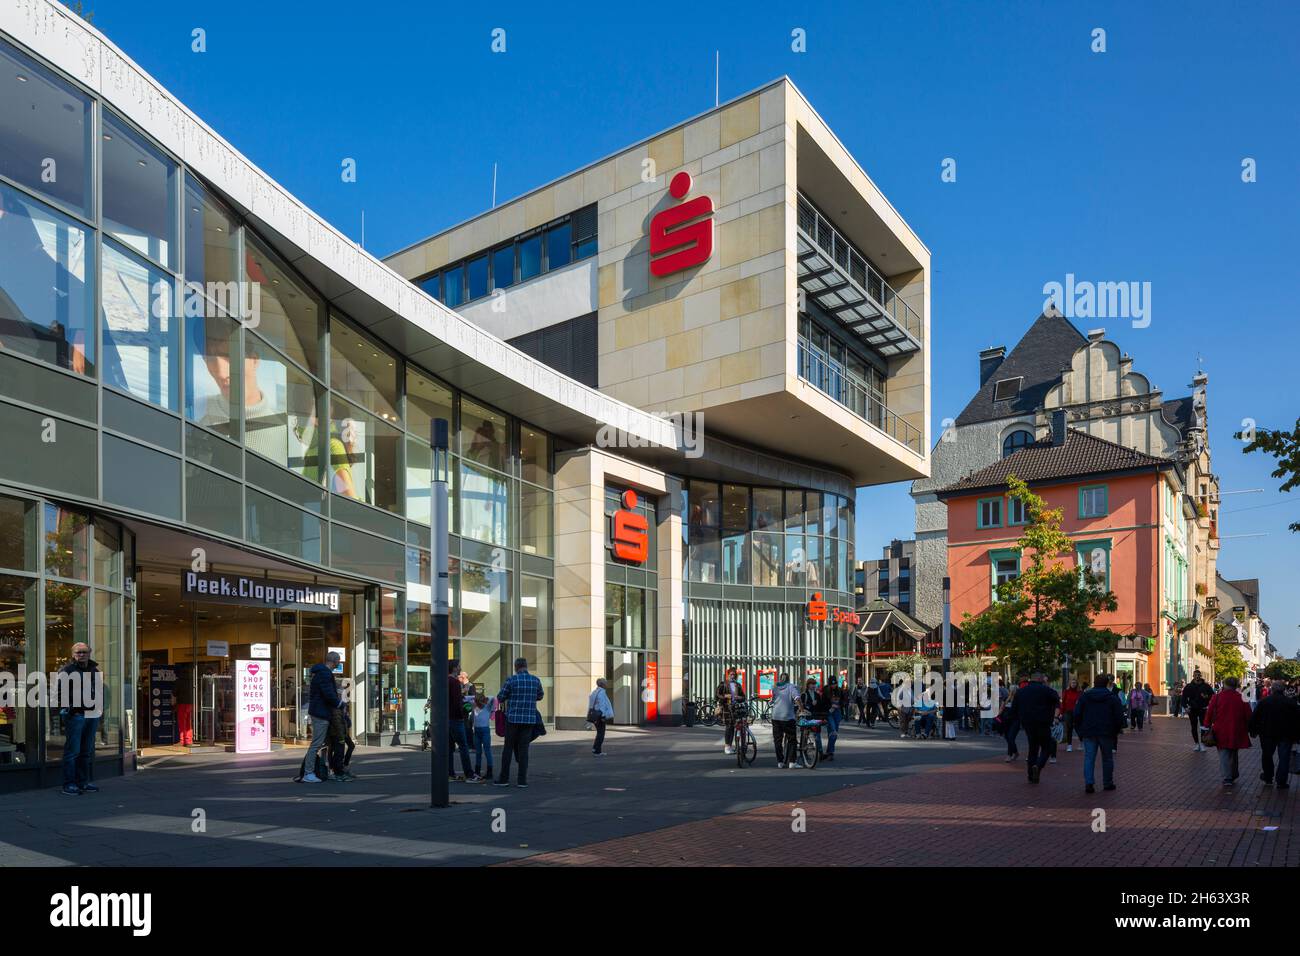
[1,714,1293,868]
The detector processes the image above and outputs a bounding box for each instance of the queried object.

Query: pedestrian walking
[715,667,747,756]
[1059,679,1081,752]
[999,685,1021,762]
[494,657,544,788]
[1074,673,1125,793]
[1171,681,1184,717]
[1012,672,1059,783]
[328,693,357,781]
[1128,684,1146,732]
[1181,671,1214,752]
[447,661,478,782]
[1205,676,1252,789]
[1249,680,1299,789]
[297,650,342,784]
[587,678,614,756]
[802,678,828,754]
[57,643,102,795]
[1142,683,1154,726]
[866,679,883,726]
[821,676,842,761]
[852,679,868,725]
[770,672,801,767]
[472,692,497,778]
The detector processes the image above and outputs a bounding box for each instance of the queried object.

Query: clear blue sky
[84,0,1300,653]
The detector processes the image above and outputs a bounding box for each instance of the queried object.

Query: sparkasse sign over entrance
[182,572,341,613]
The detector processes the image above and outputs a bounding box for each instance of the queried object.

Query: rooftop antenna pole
[492,163,498,209]
[715,51,719,107]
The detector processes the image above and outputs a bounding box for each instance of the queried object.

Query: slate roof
[937,428,1172,496]
[856,597,929,638]
[1160,395,1196,440]
[955,312,1087,426]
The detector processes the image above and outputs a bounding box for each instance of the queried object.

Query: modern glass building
[0,2,931,790]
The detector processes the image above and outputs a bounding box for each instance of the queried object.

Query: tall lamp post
[429,418,450,809]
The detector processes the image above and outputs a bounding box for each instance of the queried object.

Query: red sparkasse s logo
[610,489,649,563]
[807,592,828,622]
[649,171,714,277]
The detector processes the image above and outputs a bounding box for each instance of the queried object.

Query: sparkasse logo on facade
[649,171,714,277]
[609,490,650,563]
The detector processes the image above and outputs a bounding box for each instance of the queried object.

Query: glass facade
[681,480,856,705]
[0,492,133,783]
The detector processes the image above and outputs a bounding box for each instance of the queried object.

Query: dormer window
[992,377,1023,402]
[1002,429,1034,457]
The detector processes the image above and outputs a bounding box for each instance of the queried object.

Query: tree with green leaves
[1236,417,1300,532]
[1211,621,1247,681]
[1261,659,1300,681]
[960,475,1125,675]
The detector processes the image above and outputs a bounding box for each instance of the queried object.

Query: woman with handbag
[587,678,615,756]
[1204,676,1252,789]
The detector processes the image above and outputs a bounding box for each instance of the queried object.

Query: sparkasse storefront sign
[182,572,341,613]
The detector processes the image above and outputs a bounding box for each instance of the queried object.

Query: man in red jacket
[1205,676,1253,789]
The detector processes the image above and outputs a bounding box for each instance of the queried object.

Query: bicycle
[755,699,773,723]
[733,705,757,767]
[696,697,718,726]
[794,715,823,769]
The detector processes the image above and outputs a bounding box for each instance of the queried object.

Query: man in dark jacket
[715,668,747,756]
[302,651,342,783]
[1249,680,1300,788]
[1181,671,1214,752]
[1010,672,1059,783]
[58,643,103,796]
[1074,673,1126,793]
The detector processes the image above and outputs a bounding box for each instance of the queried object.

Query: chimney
[979,346,1006,386]
[1051,409,1067,446]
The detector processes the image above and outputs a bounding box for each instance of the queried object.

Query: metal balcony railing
[798,335,923,455]
[796,194,923,355]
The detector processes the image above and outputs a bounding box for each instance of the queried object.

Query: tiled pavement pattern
[513,715,1298,867]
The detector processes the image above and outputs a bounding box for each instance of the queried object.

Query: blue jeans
[1082,736,1115,788]
[473,725,494,776]
[448,719,474,777]
[62,713,98,788]
[826,710,840,754]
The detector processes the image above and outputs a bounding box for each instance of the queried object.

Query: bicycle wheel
[885,707,899,729]
[740,727,757,766]
[799,730,819,769]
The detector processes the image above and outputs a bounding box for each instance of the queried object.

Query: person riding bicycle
[801,678,829,756]
[716,667,747,756]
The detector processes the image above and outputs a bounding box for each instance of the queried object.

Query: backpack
[494,707,507,738]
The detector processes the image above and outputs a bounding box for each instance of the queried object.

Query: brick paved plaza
[0,713,1293,868]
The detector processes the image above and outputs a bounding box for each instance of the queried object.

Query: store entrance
[134,569,352,750]
[605,649,655,726]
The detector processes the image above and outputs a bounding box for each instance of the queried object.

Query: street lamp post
[430,418,450,809]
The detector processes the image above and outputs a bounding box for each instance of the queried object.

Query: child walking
[472,692,496,782]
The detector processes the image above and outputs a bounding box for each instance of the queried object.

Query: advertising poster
[235,659,272,754]
[806,668,823,689]
[643,660,658,722]
[148,666,178,746]
[756,668,777,700]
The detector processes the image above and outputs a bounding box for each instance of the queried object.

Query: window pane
[329,395,401,512]
[605,584,625,646]
[406,438,431,525]
[329,317,399,422]
[245,236,324,377]
[751,531,781,586]
[93,521,122,589]
[688,528,720,583]
[519,234,542,281]
[546,222,571,270]
[687,480,720,528]
[443,264,464,307]
[183,175,239,296]
[784,533,805,587]
[460,398,507,472]
[0,183,95,376]
[722,484,749,531]
[459,560,510,643]
[784,490,804,534]
[101,241,177,410]
[0,494,38,572]
[44,503,90,580]
[43,579,90,763]
[805,491,822,535]
[94,591,122,749]
[467,254,489,301]
[752,488,782,531]
[519,484,551,557]
[0,41,92,214]
[459,461,510,546]
[722,530,748,584]
[186,309,241,440]
[405,367,453,445]
[0,573,38,763]
[492,244,515,290]
[244,334,324,483]
[102,111,177,269]
[519,425,551,487]
[418,273,441,302]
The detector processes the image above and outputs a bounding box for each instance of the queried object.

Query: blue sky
[85,0,1300,652]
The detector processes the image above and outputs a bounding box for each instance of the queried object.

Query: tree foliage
[1211,622,1247,682]
[1235,417,1300,532]
[1262,659,1300,681]
[960,475,1124,674]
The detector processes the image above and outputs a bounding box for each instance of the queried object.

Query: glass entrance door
[605,649,657,726]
